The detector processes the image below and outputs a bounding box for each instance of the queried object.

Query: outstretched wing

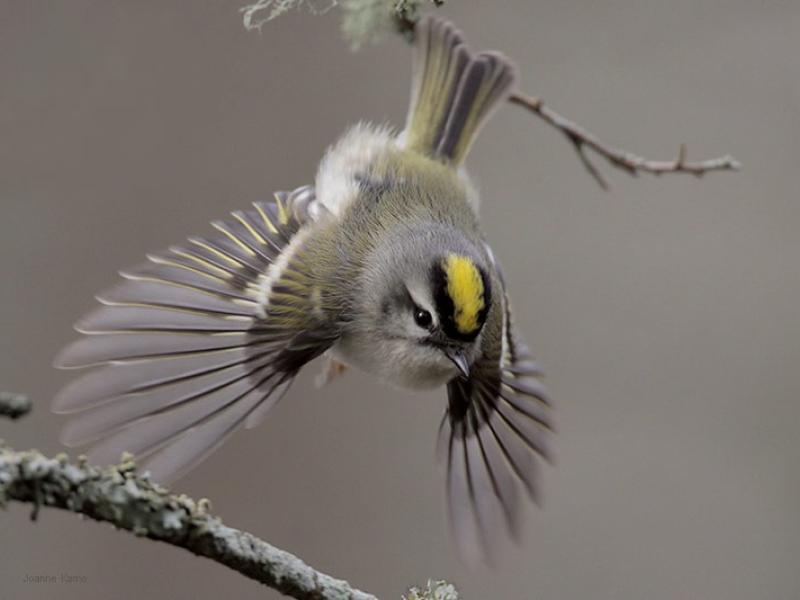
[439,275,554,565]
[54,186,338,482]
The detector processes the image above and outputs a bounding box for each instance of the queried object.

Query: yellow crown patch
[443,254,486,334]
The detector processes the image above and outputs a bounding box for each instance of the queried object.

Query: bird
[53,16,554,564]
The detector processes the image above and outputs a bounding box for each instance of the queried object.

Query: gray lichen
[240,0,339,32]
[0,391,32,420]
[0,445,377,600]
[240,0,445,49]
[341,0,444,48]
[404,580,460,600]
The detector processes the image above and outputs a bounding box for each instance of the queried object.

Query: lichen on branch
[341,0,441,48]
[403,580,460,600]
[240,0,339,32]
[0,445,378,600]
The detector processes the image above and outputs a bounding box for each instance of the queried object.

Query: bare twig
[0,392,31,420]
[509,93,741,189]
[390,6,741,189]
[0,445,377,600]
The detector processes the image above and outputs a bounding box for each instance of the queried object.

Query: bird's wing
[54,185,339,483]
[439,273,554,565]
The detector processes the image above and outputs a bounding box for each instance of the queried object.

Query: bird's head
[363,245,492,388]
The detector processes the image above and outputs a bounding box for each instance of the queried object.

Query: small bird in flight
[54,16,554,564]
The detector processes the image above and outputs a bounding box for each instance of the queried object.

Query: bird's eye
[413,307,432,329]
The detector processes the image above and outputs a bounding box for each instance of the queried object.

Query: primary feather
[55,186,336,482]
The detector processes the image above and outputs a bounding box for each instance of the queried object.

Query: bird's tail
[402,17,518,166]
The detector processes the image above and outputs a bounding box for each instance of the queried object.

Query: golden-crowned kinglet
[53,16,553,564]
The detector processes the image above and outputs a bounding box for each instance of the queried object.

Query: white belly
[332,334,457,391]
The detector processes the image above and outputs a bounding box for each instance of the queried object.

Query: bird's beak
[444,348,470,380]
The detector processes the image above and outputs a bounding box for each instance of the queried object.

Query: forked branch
[395,2,741,189]
[508,93,741,190]
[393,5,740,189]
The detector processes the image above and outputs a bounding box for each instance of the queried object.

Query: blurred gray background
[2,1,799,599]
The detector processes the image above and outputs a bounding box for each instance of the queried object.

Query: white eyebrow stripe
[405,282,439,326]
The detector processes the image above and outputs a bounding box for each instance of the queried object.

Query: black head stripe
[431,258,491,342]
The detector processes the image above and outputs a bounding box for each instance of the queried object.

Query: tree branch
[385,2,743,189]
[240,2,740,189]
[0,445,378,600]
[508,93,741,190]
[393,10,740,189]
[0,391,31,420]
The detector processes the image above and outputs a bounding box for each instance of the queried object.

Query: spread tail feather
[402,17,517,166]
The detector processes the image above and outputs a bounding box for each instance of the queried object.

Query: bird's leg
[315,354,350,388]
